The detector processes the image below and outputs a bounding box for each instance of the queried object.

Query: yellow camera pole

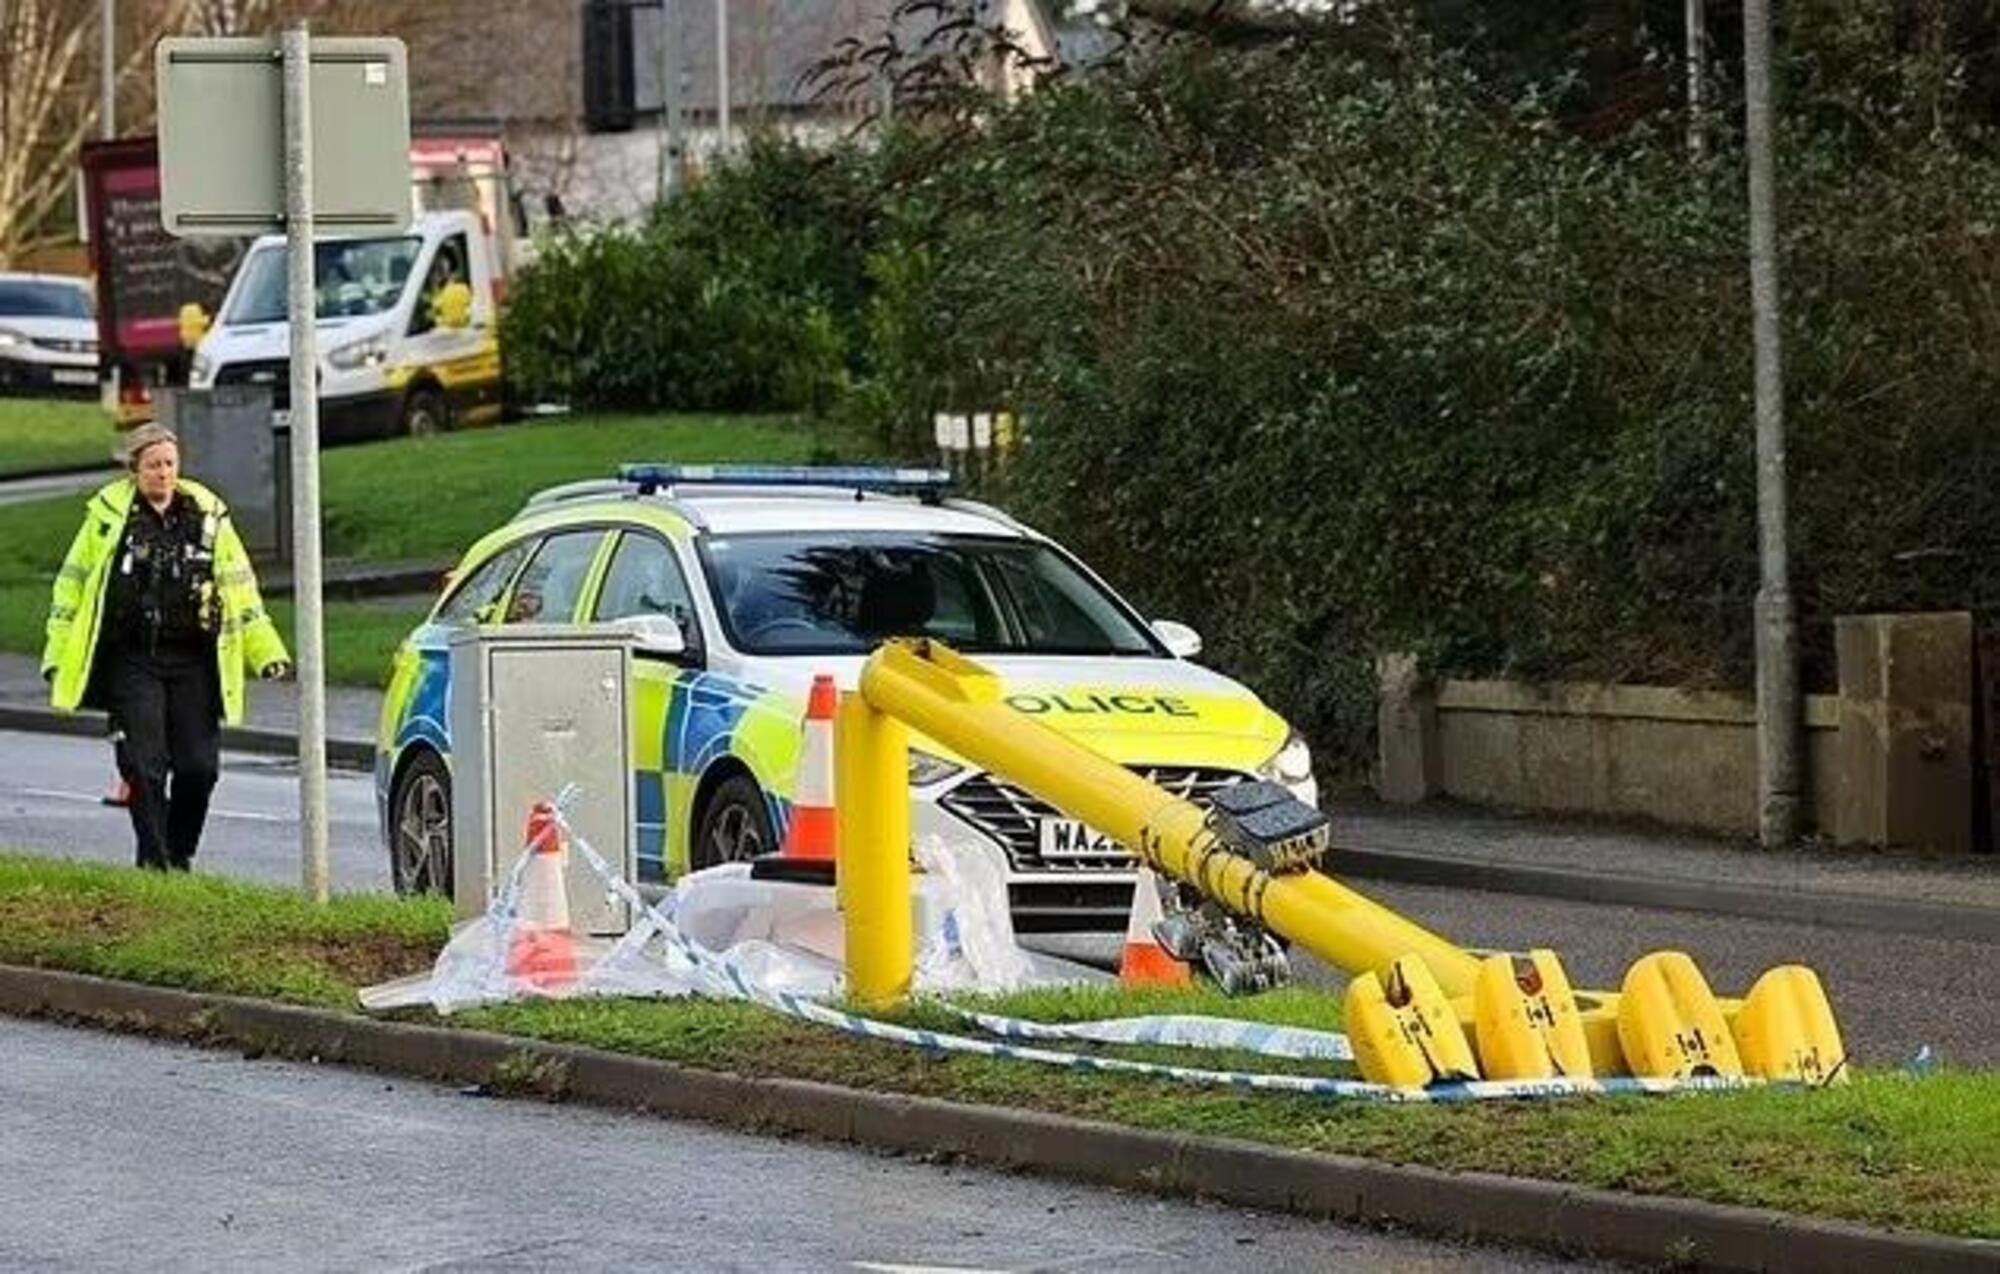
[851,640,1480,998]
[836,690,913,1007]
[837,640,1843,1084]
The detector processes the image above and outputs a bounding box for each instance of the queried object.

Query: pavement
[1333,795,2000,936]
[0,465,117,508]
[0,651,382,751]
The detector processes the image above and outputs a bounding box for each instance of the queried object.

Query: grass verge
[0,398,116,477]
[318,411,879,563]
[1,852,1995,1240]
[0,412,878,684]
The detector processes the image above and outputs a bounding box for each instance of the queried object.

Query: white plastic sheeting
[360,799,1102,1014]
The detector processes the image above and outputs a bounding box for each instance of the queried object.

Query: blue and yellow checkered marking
[379,627,803,886]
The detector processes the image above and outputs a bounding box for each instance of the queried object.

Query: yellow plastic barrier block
[1346,955,1481,1088]
[1473,950,1593,1081]
[1733,965,1848,1085]
[1616,951,1744,1079]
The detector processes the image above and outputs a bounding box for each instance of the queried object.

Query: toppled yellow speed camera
[1203,780,1329,874]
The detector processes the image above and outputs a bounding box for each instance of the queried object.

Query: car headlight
[1258,729,1314,787]
[908,748,962,787]
[188,352,213,385]
[0,328,24,349]
[326,333,389,370]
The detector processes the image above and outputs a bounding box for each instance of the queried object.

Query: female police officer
[42,424,291,870]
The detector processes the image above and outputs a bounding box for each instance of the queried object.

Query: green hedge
[862,37,2000,763]
[501,138,867,415]
[502,20,2000,769]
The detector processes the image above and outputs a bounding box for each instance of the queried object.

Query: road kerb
[0,704,373,772]
[0,964,1992,1274]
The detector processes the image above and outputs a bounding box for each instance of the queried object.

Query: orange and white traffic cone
[1119,867,1193,988]
[505,801,578,992]
[754,674,839,886]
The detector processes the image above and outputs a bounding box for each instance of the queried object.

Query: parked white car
[0,274,99,398]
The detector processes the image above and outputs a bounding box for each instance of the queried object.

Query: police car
[375,465,1317,931]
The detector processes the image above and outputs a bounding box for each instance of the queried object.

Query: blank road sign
[156,36,411,237]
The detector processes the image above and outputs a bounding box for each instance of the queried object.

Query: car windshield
[0,279,91,319]
[699,532,1162,657]
[223,237,421,324]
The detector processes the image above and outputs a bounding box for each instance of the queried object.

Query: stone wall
[1376,613,1976,851]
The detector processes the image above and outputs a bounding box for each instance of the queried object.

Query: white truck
[187,207,506,442]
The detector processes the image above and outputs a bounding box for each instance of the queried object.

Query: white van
[187,209,503,442]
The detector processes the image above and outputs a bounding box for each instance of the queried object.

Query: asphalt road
[0,1017,1588,1273]
[0,728,386,892]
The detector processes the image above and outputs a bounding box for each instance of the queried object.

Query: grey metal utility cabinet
[161,385,285,563]
[450,625,636,935]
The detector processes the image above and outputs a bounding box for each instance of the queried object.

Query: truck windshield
[223,237,421,324]
[698,532,1163,657]
[0,279,91,319]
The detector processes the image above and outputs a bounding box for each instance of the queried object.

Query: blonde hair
[122,423,180,470]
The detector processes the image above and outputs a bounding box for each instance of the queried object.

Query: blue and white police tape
[961,1010,1355,1062]
[550,800,1765,1105]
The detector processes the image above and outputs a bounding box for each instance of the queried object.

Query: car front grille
[30,336,95,354]
[214,358,294,408]
[940,764,1254,872]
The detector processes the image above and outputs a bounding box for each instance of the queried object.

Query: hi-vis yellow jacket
[42,478,289,725]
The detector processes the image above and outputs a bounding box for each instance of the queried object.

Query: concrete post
[1376,653,1438,804]
[1834,613,1974,852]
[283,23,330,904]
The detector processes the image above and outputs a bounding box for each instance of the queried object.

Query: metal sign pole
[714,0,730,159]
[662,0,683,198]
[282,24,331,903]
[101,0,116,139]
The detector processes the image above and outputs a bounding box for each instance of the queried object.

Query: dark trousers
[106,646,221,870]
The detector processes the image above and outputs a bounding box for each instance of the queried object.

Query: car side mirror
[611,613,687,658]
[1151,619,1202,659]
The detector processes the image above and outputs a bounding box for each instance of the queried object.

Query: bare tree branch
[0,0,196,264]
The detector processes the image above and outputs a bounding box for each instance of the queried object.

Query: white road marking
[851,1265,1012,1274]
[16,786,291,823]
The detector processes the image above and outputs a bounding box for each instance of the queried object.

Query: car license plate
[1037,819,1129,859]
[51,369,95,386]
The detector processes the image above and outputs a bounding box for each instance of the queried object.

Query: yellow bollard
[837,689,913,1008]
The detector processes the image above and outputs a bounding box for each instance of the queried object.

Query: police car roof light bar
[618,464,958,503]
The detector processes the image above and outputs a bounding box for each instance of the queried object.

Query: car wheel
[693,772,776,869]
[401,385,447,437]
[390,750,453,895]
